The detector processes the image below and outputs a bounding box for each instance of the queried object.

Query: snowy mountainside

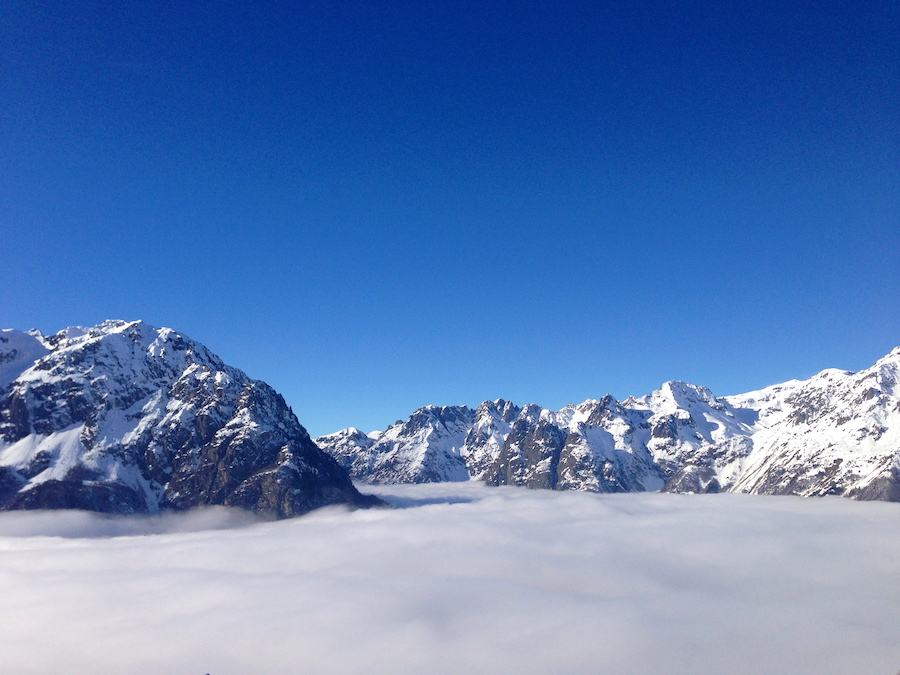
[320,405,476,483]
[0,320,377,517]
[316,347,900,502]
[723,347,900,500]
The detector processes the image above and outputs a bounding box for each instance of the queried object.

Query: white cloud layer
[1,483,898,674]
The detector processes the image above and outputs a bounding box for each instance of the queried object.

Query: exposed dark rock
[484,416,567,489]
[4,479,149,514]
[662,465,721,494]
[847,467,900,502]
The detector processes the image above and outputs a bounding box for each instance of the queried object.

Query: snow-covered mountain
[324,406,475,484]
[315,347,900,502]
[0,320,378,517]
[722,348,900,500]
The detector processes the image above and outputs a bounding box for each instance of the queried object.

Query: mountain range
[0,320,377,517]
[316,347,900,501]
[2,319,897,516]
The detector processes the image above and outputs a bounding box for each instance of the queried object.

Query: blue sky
[1,1,897,437]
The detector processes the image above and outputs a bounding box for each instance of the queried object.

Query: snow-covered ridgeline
[316,347,900,501]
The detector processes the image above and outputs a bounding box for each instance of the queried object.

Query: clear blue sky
[1,1,897,437]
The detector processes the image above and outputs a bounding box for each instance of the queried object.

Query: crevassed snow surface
[0,484,898,675]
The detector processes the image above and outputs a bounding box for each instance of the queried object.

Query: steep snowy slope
[0,320,377,517]
[725,347,900,500]
[317,347,900,502]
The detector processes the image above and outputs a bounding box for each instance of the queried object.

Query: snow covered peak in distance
[0,320,379,517]
[316,347,900,503]
[0,329,50,390]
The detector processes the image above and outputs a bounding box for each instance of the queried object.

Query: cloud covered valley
[1,483,898,674]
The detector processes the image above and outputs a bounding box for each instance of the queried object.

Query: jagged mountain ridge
[0,320,378,517]
[316,347,900,502]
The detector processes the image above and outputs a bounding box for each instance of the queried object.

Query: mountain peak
[0,321,377,518]
[874,346,900,366]
[630,379,720,415]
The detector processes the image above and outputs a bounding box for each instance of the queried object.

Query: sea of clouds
[0,483,898,674]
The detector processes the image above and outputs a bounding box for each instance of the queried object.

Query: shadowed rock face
[484,415,568,489]
[0,321,380,518]
[462,399,521,480]
[661,465,721,494]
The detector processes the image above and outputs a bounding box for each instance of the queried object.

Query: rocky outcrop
[0,321,379,518]
[462,399,520,480]
[484,406,567,489]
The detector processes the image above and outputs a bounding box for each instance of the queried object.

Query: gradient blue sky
[1,1,897,436]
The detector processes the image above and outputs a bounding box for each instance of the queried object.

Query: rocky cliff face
[462,399,520,480]
[0,321,378,517]
[316,348,900,502]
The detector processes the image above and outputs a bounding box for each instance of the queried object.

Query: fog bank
[1,484,898,674]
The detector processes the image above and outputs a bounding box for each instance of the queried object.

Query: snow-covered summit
[0,320,377,517]
[632,380,723,415]
[0,329,50,390]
